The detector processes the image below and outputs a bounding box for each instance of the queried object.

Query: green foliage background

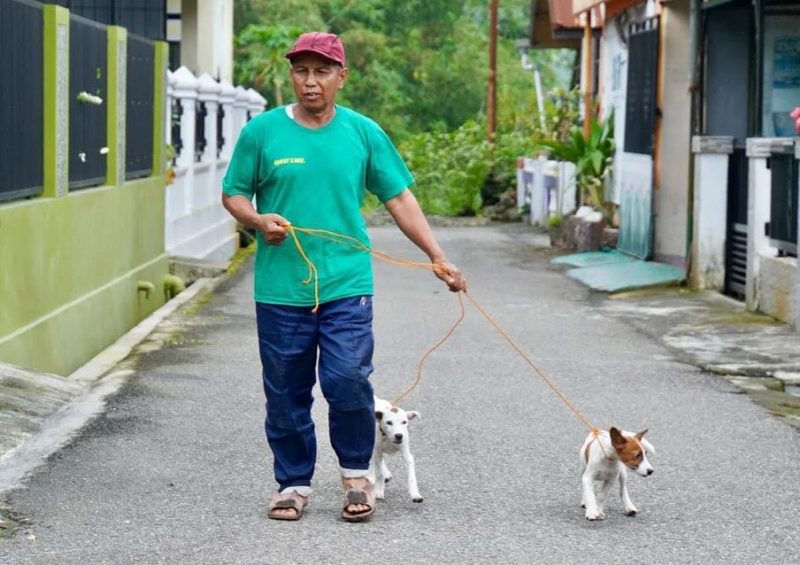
[234,0,578,216]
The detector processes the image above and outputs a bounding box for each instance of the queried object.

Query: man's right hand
[257,213,290,245]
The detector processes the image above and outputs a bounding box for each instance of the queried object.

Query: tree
[233,0,573,136]
[234,0,325,33]
[234,24,301,106]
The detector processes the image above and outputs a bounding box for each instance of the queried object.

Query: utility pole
[582,12,593,140]
[487,0,498,144]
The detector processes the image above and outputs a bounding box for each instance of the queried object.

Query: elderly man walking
[221,31,466,522]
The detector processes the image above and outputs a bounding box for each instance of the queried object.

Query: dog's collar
[592,435,613,459]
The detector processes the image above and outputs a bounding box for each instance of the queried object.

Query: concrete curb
[70,277,214,387]
[0,275,221,497]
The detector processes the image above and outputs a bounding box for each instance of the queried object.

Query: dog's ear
[641,437,656,455]
[636,429,648,440]
[609,427,626,447]
[375,411,383,421]
[406,411,420,422]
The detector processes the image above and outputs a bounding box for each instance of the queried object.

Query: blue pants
[256,296,376,491]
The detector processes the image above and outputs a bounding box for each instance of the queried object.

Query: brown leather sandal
[341,477,376,522]
[267,491,308,521]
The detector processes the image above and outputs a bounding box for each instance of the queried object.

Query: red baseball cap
[285,32,346,66]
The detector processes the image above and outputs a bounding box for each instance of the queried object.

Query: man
[221,32,466,522]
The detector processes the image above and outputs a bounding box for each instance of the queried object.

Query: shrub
[399,120,491,216]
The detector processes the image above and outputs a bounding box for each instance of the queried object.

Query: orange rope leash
[283,223,598,434]
[461,292,597,433]
[391,292,466,407]
[285,226,320,312]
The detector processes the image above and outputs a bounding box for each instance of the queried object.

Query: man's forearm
[222,194,263,230]
[222,194,290,246]
[384,189,447,262]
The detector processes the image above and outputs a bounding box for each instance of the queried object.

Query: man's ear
[406,411,420,422]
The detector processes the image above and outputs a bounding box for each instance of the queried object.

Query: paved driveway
[1,225,798,564]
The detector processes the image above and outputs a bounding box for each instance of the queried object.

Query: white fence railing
[166,66,266,263]
[690,135,798,327]
[516,157,577,226]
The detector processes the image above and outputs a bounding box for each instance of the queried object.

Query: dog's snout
[646,468,654,476]
[394,433,403,441]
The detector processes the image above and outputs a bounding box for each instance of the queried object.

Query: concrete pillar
[105,26,127,187]
[42,4,69,198]
[795,140,800,332]
[197,73,220,213]
[172,66,198,170]
[151,41,169,179]
[690,136,733,290]
[557,161,577,215]
[182,0,233,82]
[529,155,548,226]
[745,137,794,311]
[653,0,692,269]
[246,87,267,117]
[516,158,526,211]
[233,86,249,139]
[172,66,198,218]
[166,70,174,155]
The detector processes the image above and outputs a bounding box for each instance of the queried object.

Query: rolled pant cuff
[280,485,313,497]
[340,467,369,479]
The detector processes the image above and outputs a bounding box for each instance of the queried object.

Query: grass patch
[226,244,256,275]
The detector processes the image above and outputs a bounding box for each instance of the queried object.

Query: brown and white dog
[369,396,423,503]
[580,427,655,521]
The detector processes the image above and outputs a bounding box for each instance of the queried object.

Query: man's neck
[293,104,336,129]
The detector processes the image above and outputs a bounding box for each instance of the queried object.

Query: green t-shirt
[222,105,414,306]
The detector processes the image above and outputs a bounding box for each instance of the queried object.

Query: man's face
[289,53,348,115]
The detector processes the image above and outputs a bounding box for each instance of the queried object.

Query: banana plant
[536,111,615,221]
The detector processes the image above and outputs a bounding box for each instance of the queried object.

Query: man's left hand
[432,261,467,292]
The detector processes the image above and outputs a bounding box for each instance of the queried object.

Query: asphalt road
[2,224,799,564]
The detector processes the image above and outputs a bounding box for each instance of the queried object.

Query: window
[761,10,800,137]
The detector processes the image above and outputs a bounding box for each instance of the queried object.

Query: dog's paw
[384,474,392,483]
[585,510,605,521]
[375,489,385,500]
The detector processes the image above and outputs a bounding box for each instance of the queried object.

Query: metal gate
[617,16,659,259]
[0,0,44,202]
[126,33,154,179]
[704,0,753,300]
[68,14,108,189]
[767,153,799,257]
[724,148,748,297]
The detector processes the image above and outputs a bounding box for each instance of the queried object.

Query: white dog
[580,427,655,521]
[370,396,423,503]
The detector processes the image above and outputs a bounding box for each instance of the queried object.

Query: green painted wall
[0,9,171,377]
[106,25,126,187]
[152,41,168,178]
[0,178,168,376]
